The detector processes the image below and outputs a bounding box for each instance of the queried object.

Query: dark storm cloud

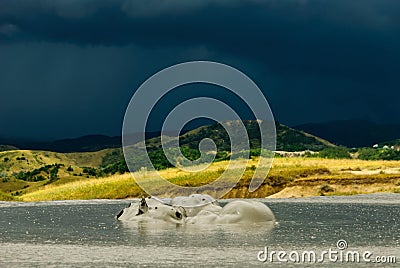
[1,0,400,138]
[2,0,399,82]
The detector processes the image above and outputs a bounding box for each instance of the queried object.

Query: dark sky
[1,0,399,140]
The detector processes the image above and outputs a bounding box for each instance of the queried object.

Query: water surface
[0,194,399,267]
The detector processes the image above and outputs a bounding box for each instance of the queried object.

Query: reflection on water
[0,194,399,267]
[122,220,258,233]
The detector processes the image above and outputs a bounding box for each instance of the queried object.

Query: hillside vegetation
[0,149,120,197]
[1,120,400,201]
[103,120,335,174]
[0,190,15,201]
[19,157,400,201]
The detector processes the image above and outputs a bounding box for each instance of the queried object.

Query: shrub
[318,147,351,159]
[14,171,28,181]
[319,183,334,195]
[358,148,400,160]
[248,165,256,171]
[304,151,313,158]
[82,167,97,176]
[33,175,46,182]
[13,163,63,182]
[49,165,60,180]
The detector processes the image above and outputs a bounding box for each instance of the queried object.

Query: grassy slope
[20,157,400,201]
[0,190,15,201]
[0,149,118,196]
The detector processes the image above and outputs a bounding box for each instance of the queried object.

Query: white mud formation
[116,194,275,225]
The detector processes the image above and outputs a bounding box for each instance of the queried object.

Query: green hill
[0,148,120,197]
[142,120,333,152]
[110,120,335,173]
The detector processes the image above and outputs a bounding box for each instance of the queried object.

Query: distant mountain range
[3,120,399,153]
[0,145,18,151]
[0,135,121,152]
[0,121,334,153]
[0,129,194,153]
[294,120,400,147]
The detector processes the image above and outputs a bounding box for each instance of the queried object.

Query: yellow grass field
[19,157,400,201]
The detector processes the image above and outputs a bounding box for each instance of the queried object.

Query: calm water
[0,194,399,267]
